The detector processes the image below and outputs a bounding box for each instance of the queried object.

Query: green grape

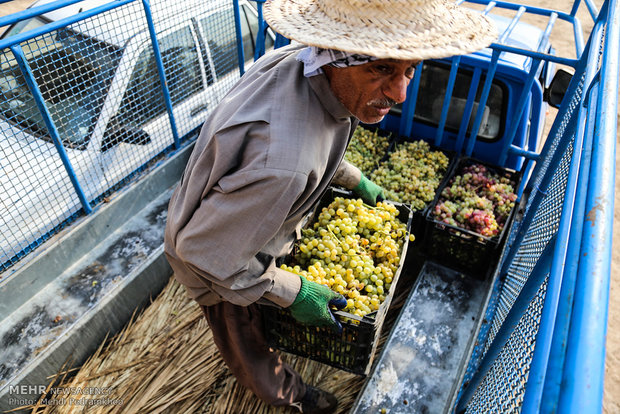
[344,126,390,176]
[281,197,410,318]
[369,140,450,211]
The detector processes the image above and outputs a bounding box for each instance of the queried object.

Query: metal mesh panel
[526,70,586,213]
[0,26,117,268]
[484,137,573,354]
[465,277,548,414]
[458,50,588,412]
[1,0,250,274]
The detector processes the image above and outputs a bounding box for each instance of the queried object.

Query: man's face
[324,59,419,124]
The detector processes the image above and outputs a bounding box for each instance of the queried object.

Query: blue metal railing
[454,0,618,412]
[0,0,249,272]
[0,0,616,412]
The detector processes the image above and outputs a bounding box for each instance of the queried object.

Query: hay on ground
[24,271,413,414]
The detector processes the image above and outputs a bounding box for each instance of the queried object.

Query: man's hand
[288,276,347,332]
[353,174,385,205]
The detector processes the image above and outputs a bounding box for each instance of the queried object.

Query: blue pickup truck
[0,0,617,413]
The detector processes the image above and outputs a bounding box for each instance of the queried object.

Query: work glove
[288,275,348,332]
[353,174,385,205]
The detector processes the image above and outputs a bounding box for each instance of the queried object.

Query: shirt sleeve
[332,159,362,189]
[172,166,307,307]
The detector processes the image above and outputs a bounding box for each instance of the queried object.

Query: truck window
[109,26,203,134]
[415,62,506,141]
[241,4,275,53]
[199,8,242,79]
[199,5,273,79]
[0,26,121,149]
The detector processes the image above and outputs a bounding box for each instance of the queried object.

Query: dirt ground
[1,0,619,411]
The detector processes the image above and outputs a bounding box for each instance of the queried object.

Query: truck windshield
[391,61,506,141]
[0,21,121,149]
[415,62,505,141]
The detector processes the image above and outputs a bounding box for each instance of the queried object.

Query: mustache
[367,98,398,108]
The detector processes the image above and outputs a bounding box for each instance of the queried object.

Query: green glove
[353,174,385,205]
[288,276,348,332]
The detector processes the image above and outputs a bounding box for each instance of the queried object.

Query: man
[164,0,496,412]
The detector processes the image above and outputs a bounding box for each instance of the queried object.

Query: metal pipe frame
[455,235,557,412]
[558,0,619,410]
[519,14,600,411]
[232,0,246,76]
[398,61,423,138]
[0,0,137,50]
[434,56,461,147]
[8,44,92,215]
[141,0,180,149]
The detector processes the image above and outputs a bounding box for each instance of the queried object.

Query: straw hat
[263,0,498,60]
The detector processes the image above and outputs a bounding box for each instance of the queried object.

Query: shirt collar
[307,72,354,122]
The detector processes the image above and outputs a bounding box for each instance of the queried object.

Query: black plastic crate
[365,135,456,240]
[376,135,455,212]
[261,188,413,375]
[423,157,521,277]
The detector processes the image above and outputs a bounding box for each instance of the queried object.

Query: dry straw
[264,0,498,60]
[21,274,413,414]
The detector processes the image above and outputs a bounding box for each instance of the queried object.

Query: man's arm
[331,159,362,189]
[332,160,385,204]
[170,167,306,307]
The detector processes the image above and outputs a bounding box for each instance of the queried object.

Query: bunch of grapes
[280,197,412,318]
[433,163,517,238]
[344,127,390,176]
[370,140,450,211]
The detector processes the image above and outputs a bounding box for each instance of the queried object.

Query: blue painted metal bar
[569,0,583,16]
[520,26,594,414]
[540,18,604,412]
[558,0,619,410]
[0,0,85,27]
[482,1,497,15]
[253,0,266,60]
[9,44,92,214]
[454,68,481,154]
[515,158,533,199]
[541,67,599,414]
[499,6,526,44]
[232,0,246,76]
[572,15,586,60]
[141,0,180,149]
[467,0,584,57]
[398,61,423,138]
[0,0,136,50]
[489,43,578,67]
[498,10,556,165]
[537,12,558,57]
[507,145,539,160]
[274,33,290,49]
[455,236,557,413]
[434,56,461,147]
[502,48,592,276]
[498,58,542,165]
[465,0,579,22]
[583,0,600,21]
[0,0,93,27]
[465,50,500,156]
[525,23,596,196]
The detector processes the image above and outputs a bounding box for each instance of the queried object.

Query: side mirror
[101,123,150,152]
[544,68,573,109]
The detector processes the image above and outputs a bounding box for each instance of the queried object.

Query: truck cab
[378,12,560,172]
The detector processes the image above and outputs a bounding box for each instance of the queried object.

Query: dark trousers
[201,302,306,406]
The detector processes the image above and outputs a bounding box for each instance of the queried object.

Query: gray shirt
[164,44,360,308]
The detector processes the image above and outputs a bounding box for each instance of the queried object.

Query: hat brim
[264,0,498,60]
